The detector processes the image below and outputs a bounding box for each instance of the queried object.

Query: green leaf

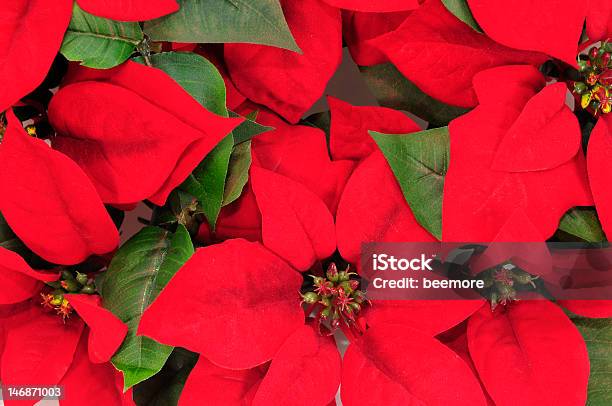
[371,127,450,239]
[558,207,607,243]
[223,140,252,206]
[133,349,198,406]
[144,0,301,53]
[573,317,612,405]
[302,111,331,138]
[102,225,194,389]
[441,0,482,32]
[229,111,274,144]
[60,3,143,69]
[180,135,234,228]
[150,190,200,233]
[359,64,469,128]
[134,51,228,116]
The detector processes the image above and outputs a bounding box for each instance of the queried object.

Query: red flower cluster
[1,0,612,404]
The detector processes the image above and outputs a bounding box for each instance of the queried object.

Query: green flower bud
[326,263,339,282]
[50,294,63,306]
[349,302,361,312]
[574,82,587,94]
[511,271,538,287]
[75,272,88,286]
[578,59,590,72]
[339,281,354,294]
[496,283,515,299]
[80,284,96,294]
[61,279,80,293]
[301,291,320,304]
[480,273,494,288]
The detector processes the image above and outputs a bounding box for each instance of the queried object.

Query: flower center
[301,263,367,334]
[40,270,96,321]
[573,41,612,115]
[476,263,539,310]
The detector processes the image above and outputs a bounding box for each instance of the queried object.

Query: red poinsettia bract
[224,0,343,123]
[0,0,178,113]
[49,61,242,206]
[443,65,593,242]
[0,110,119,265]
[0,247,130,405]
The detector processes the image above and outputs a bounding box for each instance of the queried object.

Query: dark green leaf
[61,3,143,69]
[573,317,612,405]
[144,0,300,52]
[133,51,227,116]
[229,111,274,144]
[102,225,194,389]
[359,64,469,128]
[371,127,450,239]
[133,348,198,406]
[150,190,199,233]
[223,141,252,206]
[441,0,482,32]
[559,207,607,243]
[180,135,234,227]
[301,111,331,137]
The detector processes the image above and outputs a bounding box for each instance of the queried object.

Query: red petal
[138,239,304,369]
[64,294,128,364]
[49,61,242,206]
[251,166,336,271]
[224,0,342,123]
[252,324,341,405]
[468,301,589,406]
[438,323,496,405]
[469,209,554,280]
[587,116,612,237]
[1,306,84,388]
[59,336,129,406]
[371,0,547,107]
[252,124,354,213]
[336,152,436,268]
[0,248,59,304]
[443,66,593,241]
[558,300,612,318]
[76,0,179,22]
[213,181,263,243]
[366,300,485,335]
[492,83,581,172]
[341,323,487,405]
[328,96,421,161]
[0,0,72,113]
[586,2,612,41]
[468,0,584,66]
[0,110,119,265]
[322,0,419,12]
[179,357,265,406]
[343,10,412,66]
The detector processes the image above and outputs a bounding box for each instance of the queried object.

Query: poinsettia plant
[1,0,612,404]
